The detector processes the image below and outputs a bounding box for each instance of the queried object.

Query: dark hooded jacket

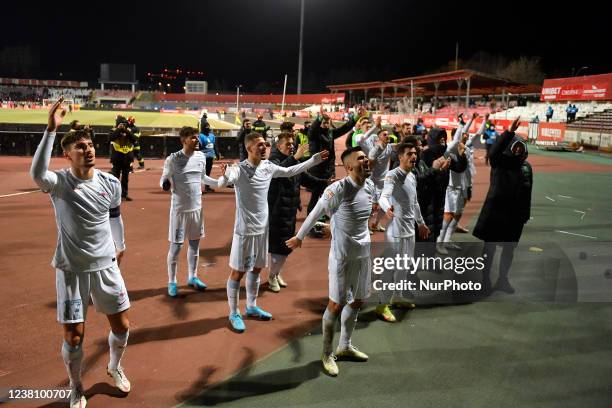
[267,147,328,255]
[308,114,356,179]
[420,128,468,239]
[473,130,533,242]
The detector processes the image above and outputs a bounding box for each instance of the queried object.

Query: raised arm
[218,162,241,187]
[489,117,521,161]
[30,98,66,192]
[332,114,357,139]
[294,184,343,241]
[271,151,327,178]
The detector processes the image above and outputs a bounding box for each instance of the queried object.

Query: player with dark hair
[160,126,220,297]
[30,99,132,408]
[287,146,377,377]
[219,132,328,333]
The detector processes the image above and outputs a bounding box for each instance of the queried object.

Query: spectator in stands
[566,103,572,123]
[199,124,222,193]
[473,117,532,294]
[546,105,554,122]
[236,119,252,161]
[571,104,579,122]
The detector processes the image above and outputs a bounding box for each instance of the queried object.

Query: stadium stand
[491,102,612,122]
[567,109,612,132]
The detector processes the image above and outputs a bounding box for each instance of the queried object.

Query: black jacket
[237,127,249,161]
[252,119,269,138]
[267,148,328,255]
[473,131,533,242]
[308,114,356,178]
[420,128,468,239]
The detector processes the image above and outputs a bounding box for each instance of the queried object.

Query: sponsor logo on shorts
[244,255,255,270]
[64,299,82,321]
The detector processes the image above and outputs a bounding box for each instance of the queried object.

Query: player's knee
[327,301,342,315]
[230,270,244,281]
[349,300,363,310]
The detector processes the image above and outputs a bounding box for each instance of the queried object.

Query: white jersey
[160,150,218,212]
[379,167,424,238]
[368,142,393,186]
[297,176,377,259]
[219,154,323,236]
[30,132,123,273]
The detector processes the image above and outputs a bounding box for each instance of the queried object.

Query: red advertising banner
[157,93,345,104]
[536,122,566,147]
[540,73,612,101]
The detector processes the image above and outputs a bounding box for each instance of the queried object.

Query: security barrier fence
[0,129,241,158]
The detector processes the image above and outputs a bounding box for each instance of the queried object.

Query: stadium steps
[567,110,612,132]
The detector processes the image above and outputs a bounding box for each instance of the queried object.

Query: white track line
[555,230,597,239]
[545,196,556,202]
[0,190,40,198]
[558,195,573,199]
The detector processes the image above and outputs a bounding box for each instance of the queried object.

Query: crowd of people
[30,98,533,406]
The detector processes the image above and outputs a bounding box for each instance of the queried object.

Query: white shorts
[56,265,130,324]
[229,231,268,272]
[328,249,371,304]
[444,187,467,214]
[168,208,204,243]
[386,233,416,258]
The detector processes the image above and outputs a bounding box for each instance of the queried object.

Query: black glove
[162,179,171,191]
[467,186,472,201]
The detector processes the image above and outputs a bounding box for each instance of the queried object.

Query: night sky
[1,0,609,93]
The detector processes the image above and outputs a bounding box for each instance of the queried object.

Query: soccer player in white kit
[218,132,328,333]
[438,113,479,251]
[30,99,131,408]
[287,146,377,377]
[367,121,396,233]
[376,143,431,322]
[160,126,220,297]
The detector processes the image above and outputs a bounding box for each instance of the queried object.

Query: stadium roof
[327,70,541,96]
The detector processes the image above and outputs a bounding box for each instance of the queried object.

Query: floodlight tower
[297,0,305,94]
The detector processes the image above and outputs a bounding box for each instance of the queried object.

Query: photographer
[110,117,137,201]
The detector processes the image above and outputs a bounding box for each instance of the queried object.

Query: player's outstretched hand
[318,150,330,161]
[418,224,430,239]
[162,179,171,191]
[472,112,478,120]
[510,117,521,133]
[285,236,302,249]
[374,115,382,128]
[385,205,394,219]
[116,250,125,266]
[294,143,309,160]
[47,97,66,132]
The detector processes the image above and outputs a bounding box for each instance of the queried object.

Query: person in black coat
[421,127,468,248]
[267,132,329,292]
[473,118,533,294]
[236,119,252,161]
[307,112,356,214]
